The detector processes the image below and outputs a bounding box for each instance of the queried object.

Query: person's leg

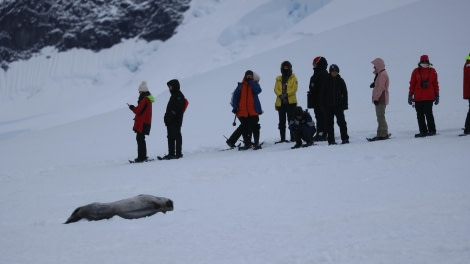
[136,133,147,160]
[335,108,349,142]
[414,101,428,134]
[375,104,388,137]
[465,99,470,133]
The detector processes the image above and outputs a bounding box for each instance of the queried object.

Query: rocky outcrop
[0,0,191,69]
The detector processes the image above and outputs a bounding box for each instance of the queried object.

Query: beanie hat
[253,72,260,81]
[295,106,304,116]
[167,79,180,91]
[329,64,340,73]
[138,81,149,92]
[420,54,429,62]
[313,56,328,70]
[313,56,322,64]
[466,53,470,61]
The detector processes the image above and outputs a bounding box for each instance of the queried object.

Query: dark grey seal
[64,194,173,224]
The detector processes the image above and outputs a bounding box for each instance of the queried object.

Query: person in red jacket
[128,81,154,162]
[408,54,439,137]
[463,53,470,135]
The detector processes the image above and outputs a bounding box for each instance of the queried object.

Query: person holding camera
[128,81,154,162]
[232,70,263,150]
[408,54,440,137]
[289,106,316,149]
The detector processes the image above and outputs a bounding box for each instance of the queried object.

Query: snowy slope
[1,0,470,264]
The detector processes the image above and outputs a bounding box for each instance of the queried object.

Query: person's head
[329,64,340,76]
[280,61,292,76]
[371,58,385,74]
[166,79,180,92]
[244,70,253,80]
[244,70,260,82]
[295,106,304,119]
[138,81,149,93]
[419,54,430,68]
[313,56,328,71]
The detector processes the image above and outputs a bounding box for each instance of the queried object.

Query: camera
[421,80,429,88]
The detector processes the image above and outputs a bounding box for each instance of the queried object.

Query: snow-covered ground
[1,0,469,263]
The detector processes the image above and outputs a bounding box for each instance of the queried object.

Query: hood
[167,79,180,93]
[371,58,385,74]
[147,94,155,103]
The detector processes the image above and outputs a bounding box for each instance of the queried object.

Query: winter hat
[138,81,149,92]
[466,53,470,61]
[253,72,260,81]
[313,56,328,70]
[244,70,254,78]
[329,64,340,73]
[295,106,304,116]
[167,79,180,91]
[420,54,429,62]
[313,56,322,64]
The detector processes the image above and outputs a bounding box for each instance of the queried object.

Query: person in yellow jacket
[274,60,298,143]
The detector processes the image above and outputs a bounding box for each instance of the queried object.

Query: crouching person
[289,106,316,149]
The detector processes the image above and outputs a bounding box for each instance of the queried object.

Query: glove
[343,104,349,110]
[128,104,135,110]
[232,109,237,114]
[373,100,379,105]
[370,82,375,88]
[434,94,439,105]
[279,93,288,100]
[408,94,413,105]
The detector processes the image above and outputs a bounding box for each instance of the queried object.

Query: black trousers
[167,124,182,156]
[313,105,326,135]
[136,132,147,159]
[465,99,470,133]
[227,124,243,145]
[414,100,436,133]
[239,115,260,146]
[325,106,349,143]
[277,103,296,140]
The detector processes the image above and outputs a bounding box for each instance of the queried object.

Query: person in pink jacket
[408,54,440,137]
[463,53,470,135]
[370,58,390,140]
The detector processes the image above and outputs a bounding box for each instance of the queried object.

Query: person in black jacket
[308,56,329,141]
[289,106,316,149]
[323,64,349,145]
[162,79,186,160]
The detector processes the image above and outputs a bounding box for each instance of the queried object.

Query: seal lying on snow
[64,194,173,224]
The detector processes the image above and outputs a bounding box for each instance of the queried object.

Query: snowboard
[366,133,391,142]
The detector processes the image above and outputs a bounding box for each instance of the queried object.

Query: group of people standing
[228,53,470,150]
[128,53,470,161]
[128,79,186,162]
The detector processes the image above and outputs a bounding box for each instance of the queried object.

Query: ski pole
[232,114,237,126]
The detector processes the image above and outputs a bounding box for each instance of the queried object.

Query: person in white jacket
[370,58,390,140]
